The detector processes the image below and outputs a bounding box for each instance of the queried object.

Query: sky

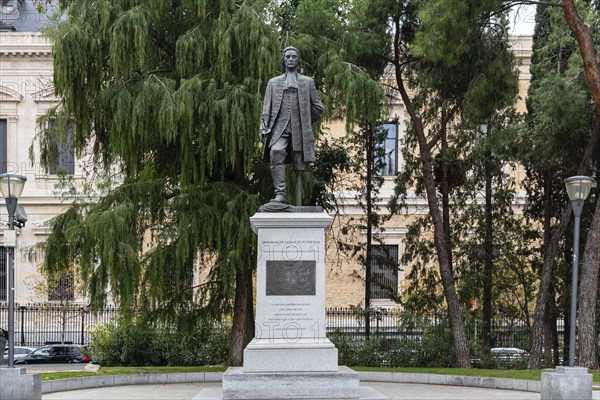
[509,4,537,35]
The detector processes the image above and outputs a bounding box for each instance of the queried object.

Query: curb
[40,370,542,395]
[41,372,223,394]
[356,371,540,393]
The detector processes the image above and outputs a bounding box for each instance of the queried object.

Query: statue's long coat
[260,73,323,163]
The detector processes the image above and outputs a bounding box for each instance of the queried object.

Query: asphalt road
[2,364,545,400]
[0,363,90,372]
[0,364,542,400]
[43,381,541,400]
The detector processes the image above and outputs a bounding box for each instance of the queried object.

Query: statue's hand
[260,132,268,144]
[259,125,270,143]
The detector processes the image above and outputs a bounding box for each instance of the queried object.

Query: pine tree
[386,0,519,367]
[560,0,600,369]
[522,1,599,369]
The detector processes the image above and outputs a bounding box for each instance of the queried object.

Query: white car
[491,347,527,357]
[2,346,37,364]
[491,347,528,366]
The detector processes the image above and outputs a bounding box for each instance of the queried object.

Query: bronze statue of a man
[260,46,324,205]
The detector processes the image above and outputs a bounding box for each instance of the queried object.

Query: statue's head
[281,46,301,72]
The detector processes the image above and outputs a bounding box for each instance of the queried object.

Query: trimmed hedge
[88,318,230,366]
[329,318,456,367]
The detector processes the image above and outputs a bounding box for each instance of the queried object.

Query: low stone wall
[41,370,546,395]
[356,371,541,392]
[41,371,224,394]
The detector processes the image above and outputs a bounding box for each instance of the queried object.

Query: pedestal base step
[243,339,338,372]
[195,384,388,400]
[219,366,364,399]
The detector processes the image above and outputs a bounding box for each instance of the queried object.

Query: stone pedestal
[541,366,592,400]
[244,339,337,373]
[0,368,42,400]
[223,366,359,400]
[221,212,360,400]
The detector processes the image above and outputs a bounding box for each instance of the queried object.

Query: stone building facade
[1,0,85,305]
[0,0,534,310]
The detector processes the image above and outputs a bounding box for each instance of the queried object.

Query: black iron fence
[1,303,562,352]
[325,307,563,352]
[0,303,119,347]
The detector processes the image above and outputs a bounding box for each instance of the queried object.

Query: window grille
[370,244,399,299]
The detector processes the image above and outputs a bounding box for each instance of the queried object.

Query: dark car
[14,344,87,364]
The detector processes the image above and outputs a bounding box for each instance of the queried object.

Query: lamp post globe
[563,175,595,368]
[0,173,27,368]
[564,176,595,203]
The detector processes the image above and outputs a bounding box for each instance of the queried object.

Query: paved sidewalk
[43,381,540,400]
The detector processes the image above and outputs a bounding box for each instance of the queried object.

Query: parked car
[14,344,88,364]
[491,347,527,358]
[491,347,528,368]
[2,346,37,364]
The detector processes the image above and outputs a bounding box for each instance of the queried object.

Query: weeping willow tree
[33,0,281,365]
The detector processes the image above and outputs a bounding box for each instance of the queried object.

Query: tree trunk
[440,119,452,275]
[562,0,600,118]
[482,155,494,357]
[228,267,255,366]
[543,313,554,367]
[577,198,600,368]
[61,305,67,345]
[528,203,571,368]
[394,73,470,368]
[530,171,555,368]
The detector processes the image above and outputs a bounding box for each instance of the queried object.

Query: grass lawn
[41,365,600,385]
[40,365,227,381]
[352,366,600,384]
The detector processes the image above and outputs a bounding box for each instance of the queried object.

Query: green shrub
[387,339,419,367]
[328,332,382,366]
[89,318,230,367]
[417,319,456,367]
[329,317,456,368]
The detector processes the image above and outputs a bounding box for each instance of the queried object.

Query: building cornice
[0,32,52,56]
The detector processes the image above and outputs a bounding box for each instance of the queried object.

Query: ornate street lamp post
[0,173,27,368]
[564,175,595,367]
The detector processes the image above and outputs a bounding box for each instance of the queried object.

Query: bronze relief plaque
[266,260,316,296]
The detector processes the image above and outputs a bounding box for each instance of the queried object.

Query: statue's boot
[271,165,286,203]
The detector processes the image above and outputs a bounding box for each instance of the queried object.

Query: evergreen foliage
[284,0,522,365]
[519,1,600,369]
[399,115,538,322]
[382,0,520,366]
[34,0,282,362]
[35,0,392,363]
[89,317,231,366]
